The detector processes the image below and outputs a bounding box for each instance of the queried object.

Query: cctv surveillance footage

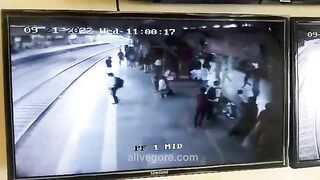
[295,20,320,162]
[7,15,286,178]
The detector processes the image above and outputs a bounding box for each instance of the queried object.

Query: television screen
[2,10,288,179]
[291,18,320,167]
[124,0,284,4]
[291,0,320,4]
[122,0,320,4]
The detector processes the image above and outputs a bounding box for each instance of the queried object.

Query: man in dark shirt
[206,80,222,121]
[118,49,124,65]
[105,56,112,68]
[194,87,209,128]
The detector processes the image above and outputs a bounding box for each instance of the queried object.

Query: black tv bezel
[290,17,320,168]
[2,9,289,180]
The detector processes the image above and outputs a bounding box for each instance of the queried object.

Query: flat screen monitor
[126,0,320,4]
[128,0,284,4]
[2,10,288,179]
[291,17,320,168]
[292,0,320,4]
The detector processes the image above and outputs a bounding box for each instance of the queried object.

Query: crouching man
[107,73,124,104]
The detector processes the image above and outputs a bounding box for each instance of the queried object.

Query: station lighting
[241,23,252,27]
[223,24,237,28]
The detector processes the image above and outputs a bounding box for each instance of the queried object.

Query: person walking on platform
[118,49,124,65]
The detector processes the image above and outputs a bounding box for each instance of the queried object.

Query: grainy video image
[295,21,320,161]
[8,16,285,178]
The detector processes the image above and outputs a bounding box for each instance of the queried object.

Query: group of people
[190,53,231,88]
[106,43,280,160]
[191,53,262,131]
[106,46,139,68]
[194,80,222,127]
[191,52,280,158]
[104,49,127,105]
[106,44,150,104]
[190,53,261,100]
[106,46,179,103]
[152,59,177,98]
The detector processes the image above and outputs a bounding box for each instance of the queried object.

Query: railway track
[13,47,117,144]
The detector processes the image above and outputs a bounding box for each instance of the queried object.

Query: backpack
[115,77,124,88]
[207,87,221,101]
[214,87,222,98]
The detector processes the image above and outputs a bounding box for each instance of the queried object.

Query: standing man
[200,64,209,88]
[194,87,209,128]
[234,89,247,119]
[154,58,162,77]
[215,55,222,83]
[125,47,135,67]
[118,49,124,65]
[251,63,261,99]
[206,80,222,121]
[107,73,124,104]
[221,56,232,86]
